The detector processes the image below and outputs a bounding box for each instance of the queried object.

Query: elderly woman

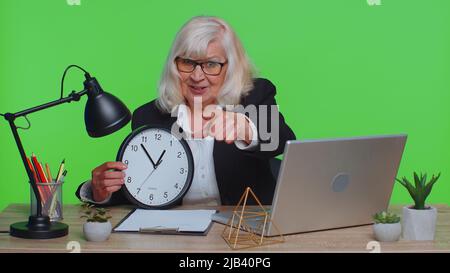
[76,16,295,206]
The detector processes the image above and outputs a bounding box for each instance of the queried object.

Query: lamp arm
[2,89,88,217]
[8,89,88,119]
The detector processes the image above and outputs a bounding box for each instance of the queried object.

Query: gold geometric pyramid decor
[222,187,285,250]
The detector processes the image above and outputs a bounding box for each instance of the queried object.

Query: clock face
[116,126,194,209]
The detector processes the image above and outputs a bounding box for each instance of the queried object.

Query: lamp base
[10,215,68,239]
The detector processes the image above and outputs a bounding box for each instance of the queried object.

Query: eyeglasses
[175,57,227,76]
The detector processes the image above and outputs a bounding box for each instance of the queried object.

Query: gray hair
[156,16,255,113]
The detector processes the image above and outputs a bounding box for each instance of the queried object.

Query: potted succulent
[372,211,401,242]
[396,172,441,241]
[81,203,112,242]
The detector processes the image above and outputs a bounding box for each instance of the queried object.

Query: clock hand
[137,159,164,192]
[140,143,157,169]
[138,166,157,190]
[155,150,166,167]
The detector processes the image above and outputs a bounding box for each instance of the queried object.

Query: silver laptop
[212,134,407,236]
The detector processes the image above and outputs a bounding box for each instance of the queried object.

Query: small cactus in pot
[372,211,401,242]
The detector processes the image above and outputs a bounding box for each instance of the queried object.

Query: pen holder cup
[30,180,64,222]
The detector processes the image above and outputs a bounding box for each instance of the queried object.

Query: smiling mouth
[189,85,209,94]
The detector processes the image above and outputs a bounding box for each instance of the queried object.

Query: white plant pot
[373,223,402,242]
[83,221,112,242]
[402,206,437,241]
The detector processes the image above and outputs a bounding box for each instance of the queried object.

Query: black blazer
[76,78,296,205]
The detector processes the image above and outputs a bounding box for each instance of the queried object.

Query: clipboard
[113,208,217,236]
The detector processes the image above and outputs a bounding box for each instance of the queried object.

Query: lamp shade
[83,76,131,137]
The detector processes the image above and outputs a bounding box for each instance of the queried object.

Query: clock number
[127,177,132,183]
[142,136,148,143]
[149,194,154,201]
[174,183,179,189]
[170,140,173,146]
[163,192,168,199]
[177,151,182,158]
[180,168,185,174]
[155,133,161,141]
[131,145,138,152]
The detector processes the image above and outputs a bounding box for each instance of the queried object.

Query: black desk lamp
[1,65,131,239]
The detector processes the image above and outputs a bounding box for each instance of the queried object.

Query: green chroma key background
[0,0,449,210]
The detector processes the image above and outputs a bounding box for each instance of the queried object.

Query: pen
[30,153,43,183]
[50,170,67,218]
[39,161,48,182]
[58,170,67,183]
[27,156,47,208]
[30,153,52,202]
[45,163,53,182]
[55,159,65,183]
